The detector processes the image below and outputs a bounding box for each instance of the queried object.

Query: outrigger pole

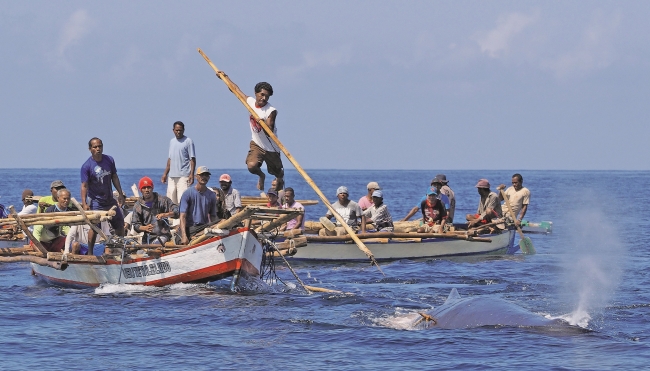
[197,48,384,276]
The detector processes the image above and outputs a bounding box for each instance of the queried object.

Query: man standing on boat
[319,186,363,236]
[218,77,284,192]
[497,173,530,226]
[132,176,179,245]
[219,174,242,216]
[466,179,502,228]
[80,137,126,253]
[162,121,196,204]
[179,166,217,245]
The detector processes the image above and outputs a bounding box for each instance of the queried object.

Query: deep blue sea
[1,169,648,370]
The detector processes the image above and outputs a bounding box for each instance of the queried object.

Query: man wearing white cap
[179,166,217,244]
[319,186,363,236]
[466,179,502,228]
[361,190,394,233]
[219,174,242,215]
[359,182,381,211]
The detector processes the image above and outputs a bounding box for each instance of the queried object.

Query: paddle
[499,190,535,255]
[197,48,384,275]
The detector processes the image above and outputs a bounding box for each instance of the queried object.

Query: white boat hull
[30,228,263,288]
[287,230,516,261]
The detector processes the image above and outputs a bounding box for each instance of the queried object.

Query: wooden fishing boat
[1,205,303,289]
[270,225,518,262]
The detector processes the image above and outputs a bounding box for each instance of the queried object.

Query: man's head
[88,138,103,157]
[267,188,278,204]
[285,187,295,203]
[254,82,273,107]
[196,166,211,185]
[371,190,384,207]
[426,189,437,203]
[431,174,448,191]
[173,121,185,139]
[219,174,232,191]
[56,189,71,209]
[336,186,349,202]
[367,182,381,195]
[22,189,33,206]
[512,173,523,191]
[50,180,66,198]
[475,179,491,196]
[139,176,154,200]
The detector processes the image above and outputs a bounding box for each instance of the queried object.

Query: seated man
[219,174,242,216]
[38,180,73,213]
[466,179,503,228]
[33,189,73,252]
[416,189,447,233]
[131,176,179,245]
[497,173,530,226]
[179,166,218,245]
[18,189,37,216]
[361,190,394,233]
[358,182,381,211]
[266,188,282,208]
[65,222,111,256]
[400,175,451,222]
[281,187,304,233]
[320,186,363,236]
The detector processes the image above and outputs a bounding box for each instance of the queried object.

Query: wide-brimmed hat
[475,179,490,189]
[431,174,449,184]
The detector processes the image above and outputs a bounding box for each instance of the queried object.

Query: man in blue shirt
[179,166,217,245]
[161,121,196,204]
[80,137,126,253]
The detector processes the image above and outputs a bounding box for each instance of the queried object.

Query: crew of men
[10,79,531,255]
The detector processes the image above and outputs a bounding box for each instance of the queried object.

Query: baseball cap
[337,186,349,195]
[139,176,154,190]
[267,188,278,196]
[219,174,232,182]
[427,188,437,196]
[50,180,65,189]
[367,182,381,190]
[372,190,383,198]
[475,179,490,188]
[196,166,211,175]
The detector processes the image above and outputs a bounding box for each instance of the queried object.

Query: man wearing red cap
[219,174,242,215]
[466,179,503,228]
[131,176,179,245]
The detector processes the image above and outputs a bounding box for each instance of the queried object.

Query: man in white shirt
[497,173,530,226]
[18,189,37,216]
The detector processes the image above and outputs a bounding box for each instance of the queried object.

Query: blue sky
[1,1,648,170]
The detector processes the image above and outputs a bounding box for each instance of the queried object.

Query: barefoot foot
[257,174,266,191]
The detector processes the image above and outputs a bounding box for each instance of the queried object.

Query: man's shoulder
[44,205,57,213]
[521,187,530,195]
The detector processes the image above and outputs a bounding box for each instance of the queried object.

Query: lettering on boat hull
[122,262,172,279]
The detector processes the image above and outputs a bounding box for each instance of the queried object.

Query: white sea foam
[559,191,626,328]
[94,283,160,294]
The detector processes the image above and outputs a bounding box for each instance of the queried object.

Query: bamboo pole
[8,206,48,256]
[198,48,384,275]
[255,213,299,233]
[0,255,66,270]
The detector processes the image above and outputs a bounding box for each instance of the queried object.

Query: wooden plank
[8,206,48,256]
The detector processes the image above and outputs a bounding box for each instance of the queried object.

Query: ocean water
[0,169,648,370]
